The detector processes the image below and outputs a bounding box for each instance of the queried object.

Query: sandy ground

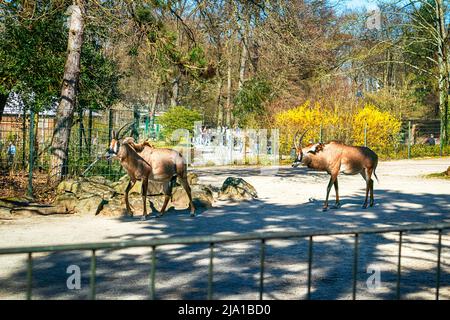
[0,157,449,300]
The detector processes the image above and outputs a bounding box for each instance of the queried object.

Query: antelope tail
[374,170,379,183]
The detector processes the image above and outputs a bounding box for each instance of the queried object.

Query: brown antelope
[107,124,195,220]
[292,130,379,211]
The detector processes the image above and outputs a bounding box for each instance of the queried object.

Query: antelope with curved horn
[107,124,195,219]
[292,130,379,211]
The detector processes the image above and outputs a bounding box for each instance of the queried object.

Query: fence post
[78,108,83,164]
[364,122,367,147]
[108,109,113,176]
[22,107,27,169]
[28,110,35,198]
[88,110,93,158]
[440,119,443,157]
[407,121,411,159]
[319,123,323,143]
[133,106,140,141]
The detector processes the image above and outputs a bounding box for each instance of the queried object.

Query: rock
[112,175,164,195]
[99,197,128,217]
[57,177,116,199]
[218,177,257,201]
[192,184,214,208]
[56,179,80,194]
[0,197,32,208]
[53,193,79,213]
[75,195,107,216]
[187,172,199,185]
[10,204,68,216]
[53,172,212,217]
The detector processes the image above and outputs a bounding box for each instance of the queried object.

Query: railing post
[436,230,442,300]
[26,252,33,300]
[396,231,403,300]
[259,239,266,300]
[207,243,214,300]
[352,233,359,300]
[28,110,35,198]
[90,249,96,300]
[307,236,313,300]
[149,246,156,300]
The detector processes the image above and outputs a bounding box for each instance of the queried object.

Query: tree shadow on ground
[1,170,450,299]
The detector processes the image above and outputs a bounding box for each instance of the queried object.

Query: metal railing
[0,222,449,300]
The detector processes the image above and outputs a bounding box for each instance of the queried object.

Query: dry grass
[0,170,56,204]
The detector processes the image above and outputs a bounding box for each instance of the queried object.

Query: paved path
[0,158,449,299]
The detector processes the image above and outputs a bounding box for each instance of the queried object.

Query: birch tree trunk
[435,0,449,145]
[238,38,247,90]
[49,2,84,184]
[225,54,232,127]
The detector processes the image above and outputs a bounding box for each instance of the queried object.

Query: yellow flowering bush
[351,105,402,149]
[274,102,402,155]
[275,101,339,154]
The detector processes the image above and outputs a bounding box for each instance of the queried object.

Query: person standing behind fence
[7,141,16,171]
[424,134,436,146]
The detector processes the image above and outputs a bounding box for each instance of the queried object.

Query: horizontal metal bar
[0,222,449,255]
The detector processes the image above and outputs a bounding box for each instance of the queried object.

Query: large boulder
[55,176,115,215]
[53,172,213,217]
[112,175,164,195]
[218,177,258,201]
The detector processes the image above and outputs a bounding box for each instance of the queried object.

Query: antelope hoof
[331,203,341,209]
[190,212,196,217]
[140,215,148,221]
[370,201,374,207]
[322,206,329,212]
[362,203,368,209]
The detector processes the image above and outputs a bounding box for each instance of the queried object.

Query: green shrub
[158,106,202,140]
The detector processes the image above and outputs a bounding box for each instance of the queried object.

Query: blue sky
[344,0,380,10]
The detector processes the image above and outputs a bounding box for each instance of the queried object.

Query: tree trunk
[0,92,8,122]
[436,0,449,145]
[216,77,224,127]
[171,75,180,106]
[49,3,84,184]
[238,38,247,90]
[225,56,232,127]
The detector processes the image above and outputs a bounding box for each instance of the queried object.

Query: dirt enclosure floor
[0,158,450,300]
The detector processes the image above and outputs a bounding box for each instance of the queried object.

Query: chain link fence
[0,109,448,196]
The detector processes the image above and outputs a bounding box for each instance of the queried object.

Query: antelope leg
[362,169,370,209]
[179,177,196,216]
[332,178,341,208]
[141,177,149,220]
[125,180,136,216]
[158,195,171,217]
[323,175,337,211]
[369,179,374,207]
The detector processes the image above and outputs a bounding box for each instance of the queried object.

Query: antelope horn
[116,122,134,139]
[298,129,308,149]
[293,130,300,149]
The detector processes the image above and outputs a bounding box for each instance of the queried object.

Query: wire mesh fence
[0,107,448,197]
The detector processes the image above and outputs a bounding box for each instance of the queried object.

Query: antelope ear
[112,130,117,139]
[307,143,322,154]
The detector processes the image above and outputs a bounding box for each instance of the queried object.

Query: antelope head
[292,130,308,168]
[107,122,134,160]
